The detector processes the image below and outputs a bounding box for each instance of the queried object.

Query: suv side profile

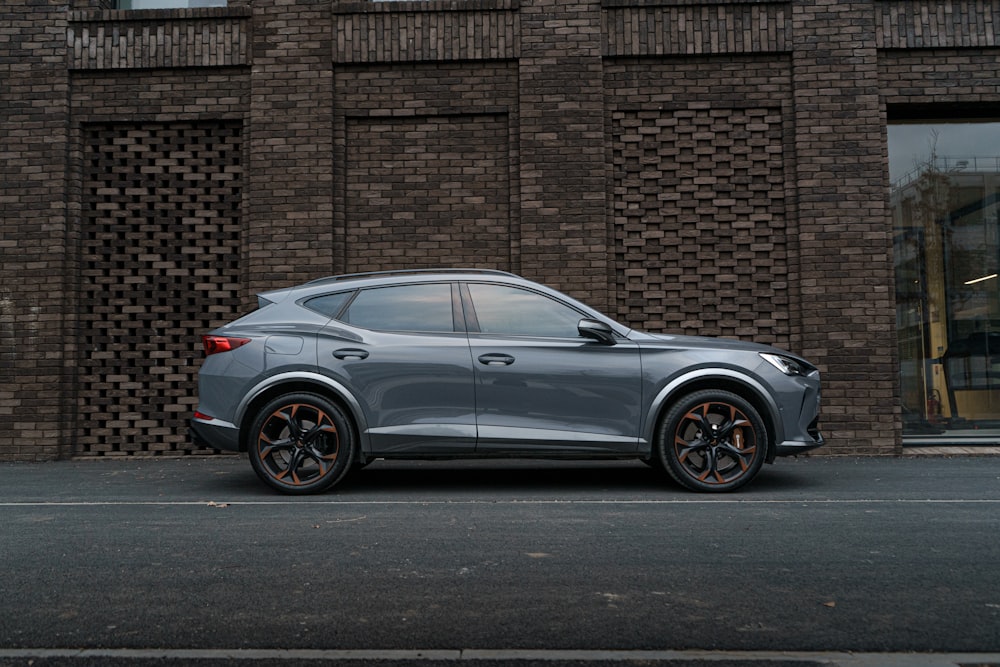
[191,269,823,494]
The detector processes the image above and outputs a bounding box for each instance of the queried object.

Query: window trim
[321,282,464,335]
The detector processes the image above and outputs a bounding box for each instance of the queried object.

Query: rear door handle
[333,348,369,360]
[478,353,515,366]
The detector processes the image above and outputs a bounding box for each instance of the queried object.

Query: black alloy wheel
[658,389,766,492]
[249,393,355,494]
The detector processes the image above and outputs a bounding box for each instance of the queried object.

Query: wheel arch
[645,371,782,463]
[235,372,371,455]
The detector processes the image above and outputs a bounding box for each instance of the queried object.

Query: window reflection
[344,284,455,332]
[890,122,1000,441]
[468,284,583,338]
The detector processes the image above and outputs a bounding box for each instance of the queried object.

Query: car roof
[303,268,520,289]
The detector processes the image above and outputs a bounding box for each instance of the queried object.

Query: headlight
[760,352,812,376]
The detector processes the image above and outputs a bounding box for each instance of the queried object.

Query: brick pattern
[603,55,795,343]
[517,0,609,310]
[69,69,249,121]
[603,2,789,56]
[68,8,251,71]
[333,62,519,274]
[0,0,70,461]
[246,0,334,293]
[345,114,512,272]
[880,49,1000,104]
[611,107,789,346]
[333,0,519,63]
[78,122,242,455]
[875,0,1000,49]
[791,0,898,455]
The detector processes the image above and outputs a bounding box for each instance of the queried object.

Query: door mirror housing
[578,319,616,345]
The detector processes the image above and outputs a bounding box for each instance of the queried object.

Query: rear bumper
[190,416,241,452]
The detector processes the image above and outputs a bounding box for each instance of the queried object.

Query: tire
[657,390,767,493]
[248,393,356,495]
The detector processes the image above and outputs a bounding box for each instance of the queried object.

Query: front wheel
[248,393,355,495]
[657,390,767,493]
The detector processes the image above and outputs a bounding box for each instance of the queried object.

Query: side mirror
[578,319,616,345]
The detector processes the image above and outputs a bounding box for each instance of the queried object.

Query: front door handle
[333,348,369,360]
[478,353,515,366]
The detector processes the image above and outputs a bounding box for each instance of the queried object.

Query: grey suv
[191,269,822,494]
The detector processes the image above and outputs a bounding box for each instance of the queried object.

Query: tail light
[202,335,251,356]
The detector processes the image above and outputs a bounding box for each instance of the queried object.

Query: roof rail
[305,268,519,285]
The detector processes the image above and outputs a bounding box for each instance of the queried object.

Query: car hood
[632,331,789,355]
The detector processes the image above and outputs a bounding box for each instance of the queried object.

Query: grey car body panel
[470,334,642,453]
[192,270,823,465]
[315,325,477,455]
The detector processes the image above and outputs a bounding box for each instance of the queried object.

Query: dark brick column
[518,0,609,309]
[790,0,899,454]
[247,0,335,293]
[0,1,71,460]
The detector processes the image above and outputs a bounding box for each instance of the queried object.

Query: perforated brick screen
[78,122,243,455]
[611,108,790,346]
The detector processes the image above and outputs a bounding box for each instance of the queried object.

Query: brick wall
[246,0,334,293]
[76,121,243,455]
[345,114,514,272]
[68,62,249,455]
[517,0,610,310]
[0,0,70,460]
[790,0,897,455]
[605,55,794,347]
[334,62,519,274]
[8,0,1000,458]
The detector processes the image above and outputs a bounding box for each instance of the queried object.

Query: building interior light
[964,273,998,285]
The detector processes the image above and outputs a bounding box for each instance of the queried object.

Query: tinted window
[343,283,455,332]
[304,291,352,319]
[468,283,583,338]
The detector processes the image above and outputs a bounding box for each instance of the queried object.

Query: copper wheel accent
[672,400,759,486]
[255,403,340,487]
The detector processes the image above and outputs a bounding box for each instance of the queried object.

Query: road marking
[0,498,999,507]
[0,648,997,666]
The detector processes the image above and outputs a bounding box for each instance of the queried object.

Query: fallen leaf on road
[822,601,836,608]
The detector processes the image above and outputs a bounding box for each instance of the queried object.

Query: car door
[462,282,642,453]
[314,282,477,455]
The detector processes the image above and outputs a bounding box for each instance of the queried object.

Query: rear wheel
[657,390,766,492]
[249,393,355,495]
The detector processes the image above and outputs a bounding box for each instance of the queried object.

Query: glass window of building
[889,120,1000,443]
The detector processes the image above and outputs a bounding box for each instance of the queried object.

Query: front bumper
[775,429,825,456]
[774,373,823,456]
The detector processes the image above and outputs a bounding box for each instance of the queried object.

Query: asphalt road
[1,455,998,665]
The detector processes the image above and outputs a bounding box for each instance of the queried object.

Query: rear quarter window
[303,291,353,319]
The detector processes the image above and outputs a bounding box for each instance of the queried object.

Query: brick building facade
[3,0,999,459]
